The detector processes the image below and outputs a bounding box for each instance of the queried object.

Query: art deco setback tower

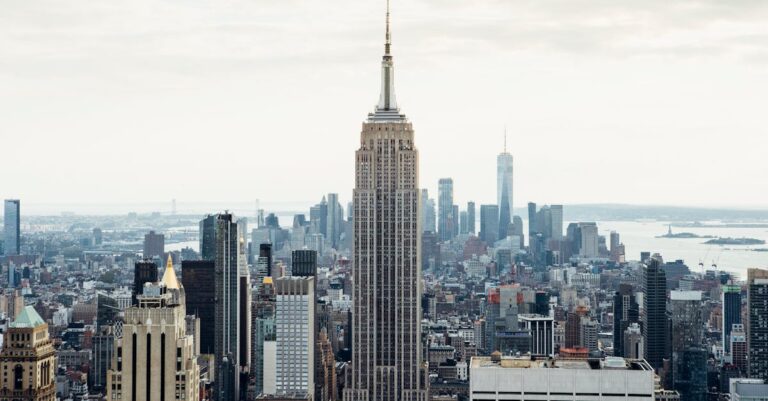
[345,2,427,400]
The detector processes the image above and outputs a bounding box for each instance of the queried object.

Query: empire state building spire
[370,0,405,122]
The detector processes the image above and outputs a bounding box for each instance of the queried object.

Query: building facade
[747,268,768,381]
[0,306,56,401]
[107,262,200,401]
[275,277,315,398]
[345,4,427,400]
[182,260,216,354]
[643,258,669,372]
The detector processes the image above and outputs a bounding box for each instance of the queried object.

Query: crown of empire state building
[368,0,407,122]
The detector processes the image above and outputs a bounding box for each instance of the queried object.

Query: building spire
[504,125,507,153]
[385,0,391,56]
[376,0,398,113]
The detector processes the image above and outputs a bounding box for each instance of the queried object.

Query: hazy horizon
[3,0,767,208]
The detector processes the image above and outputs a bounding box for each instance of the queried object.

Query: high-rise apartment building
[438,178,455,241]
[107,262,200,401]
[747,268,768,381]
[722,283,742,353]
[275,277,315,398]
[0,306,56,401]
[643,258,669,372]
[143,230,165,260]
[3,199,20,256]
[182,260,216,354]
[345,3,427,400]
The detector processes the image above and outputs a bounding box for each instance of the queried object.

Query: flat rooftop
[471,356,653,371]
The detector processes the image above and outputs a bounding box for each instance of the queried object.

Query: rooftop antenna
[504,125,507,153]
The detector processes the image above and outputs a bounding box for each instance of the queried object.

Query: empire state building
[344,2,427,401]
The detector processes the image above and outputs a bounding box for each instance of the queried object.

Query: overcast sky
[2,0,767,213]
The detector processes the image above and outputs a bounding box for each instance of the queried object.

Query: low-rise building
[469,355,654,401]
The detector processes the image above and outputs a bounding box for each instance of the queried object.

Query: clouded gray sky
[2,0,767,212]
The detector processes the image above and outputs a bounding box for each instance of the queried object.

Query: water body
[597,220,768,279]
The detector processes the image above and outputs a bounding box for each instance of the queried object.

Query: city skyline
[3,0,768,208]
[2,2,768,401]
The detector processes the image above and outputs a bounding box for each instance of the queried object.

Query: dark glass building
[259,243,273,277]
[182,260,216,354]
[722,284,741,353]
[643,258,669,371]
[292,249,317,278]
[132,260,158,305]
[613,283,639,357]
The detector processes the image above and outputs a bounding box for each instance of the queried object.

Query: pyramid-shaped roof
[11,306,45,328]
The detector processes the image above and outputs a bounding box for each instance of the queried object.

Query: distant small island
[657,225,713,239]
[657,232,713,239]
[704,237,766,245]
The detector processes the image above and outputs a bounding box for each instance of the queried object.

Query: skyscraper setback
[345,2,427,400]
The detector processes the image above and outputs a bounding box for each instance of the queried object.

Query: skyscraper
[345,3,427,399]
[107,263,200,401]
[275,277,315,398]
[467,201,476,235]
[182,260,216,354]
[747,268,768,381]
[438,178,455,242]
[527,202,537,247]
[643,258,669,372]
[479,205,499,245]
[143,230,165,260]
[497,137,513,240]
[0,306,55,401]
[3,199,20,256]
[670,291,706,401]
[327,193,343,249]
[578,223,599,258]
[613,284,639,358]
[722,283,742,354]
[202,213,249,401]
[550,205,563,240]
[420,189,436,234]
